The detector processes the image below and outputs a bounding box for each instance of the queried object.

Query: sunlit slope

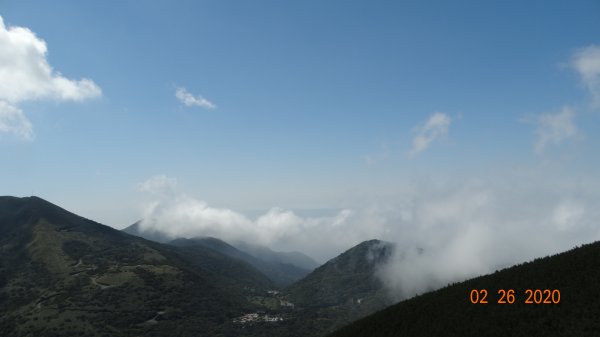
[329,241,600,337]
[0,196,267,336]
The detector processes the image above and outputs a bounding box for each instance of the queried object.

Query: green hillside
[0,196,274,336]
[328,241,600,337]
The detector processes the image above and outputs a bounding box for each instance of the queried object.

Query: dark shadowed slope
[328,241,600,337]
[0,196,272,337]
[169,237,274,291]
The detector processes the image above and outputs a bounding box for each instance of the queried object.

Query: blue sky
[1,1,600,270]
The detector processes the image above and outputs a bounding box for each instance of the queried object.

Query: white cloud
[137,175,370,262]
[0,101,33,140]
[534,106,577,153]
[137,175,178,195]
[136,173,600,301]
[139,194,360,262]
[409,112,451,156]
[136,173,600,300]
[0,16,101,103]
[141,196,255,240]
[571,45,600,107]
[376,178,600,300]
[175,87,216,109]
[0,16,101,140]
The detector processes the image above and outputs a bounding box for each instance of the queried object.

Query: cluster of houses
[232,289,296,324]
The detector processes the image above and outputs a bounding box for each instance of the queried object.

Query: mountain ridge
[124,223,317,286]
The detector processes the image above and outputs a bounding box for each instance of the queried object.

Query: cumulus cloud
[139,196,360,262]
[533,106,578,153]
[409,112,451,156]
[0,16,101,140]
[175,87,216,109]
[0,16,101,103]
[137,175,382,262]
[0,101,33,140]
[141,196,256,240]
[571,45,600,106]
[137,175,178,195]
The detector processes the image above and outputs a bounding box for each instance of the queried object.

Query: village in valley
[233,290,295,324]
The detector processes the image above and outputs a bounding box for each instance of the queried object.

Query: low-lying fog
[137,172,600,300]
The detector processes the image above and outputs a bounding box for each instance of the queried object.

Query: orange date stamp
[469,289,560,304]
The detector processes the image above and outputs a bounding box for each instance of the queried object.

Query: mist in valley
[136,169,600,301]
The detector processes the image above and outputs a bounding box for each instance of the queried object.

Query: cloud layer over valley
[137,172,600,300]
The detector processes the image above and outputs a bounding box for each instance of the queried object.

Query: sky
[1,1,600,298]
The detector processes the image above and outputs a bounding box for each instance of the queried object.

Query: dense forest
[328,241,600,336]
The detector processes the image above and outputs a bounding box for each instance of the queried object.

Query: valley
[2,196,599,336]
[0,196,390,337]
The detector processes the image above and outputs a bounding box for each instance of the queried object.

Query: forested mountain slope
[329,241,600,337]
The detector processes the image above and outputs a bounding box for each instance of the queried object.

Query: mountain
[124,223,317,286]
[171,237,314,287]
[328,241,600,337]
[281,240,395,335]
[167,237,274,292]
[0,196,279,337]
[233,241,319,271]
[170,237,304,289]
